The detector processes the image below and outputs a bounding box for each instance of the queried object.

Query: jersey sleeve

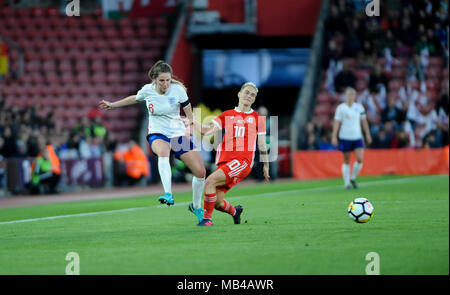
[136,85,148,102]
[359,104,367,119]
[257,115,267,135]
[334,105,343,121]
[212,112,226,130]
[176,84,189,104]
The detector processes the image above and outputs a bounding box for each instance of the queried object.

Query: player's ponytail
[148,60,187,91]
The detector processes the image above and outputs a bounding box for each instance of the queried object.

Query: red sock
[203,193,217,220]
[217,200,236,216]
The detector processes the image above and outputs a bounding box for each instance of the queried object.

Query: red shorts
[217,159,252,193]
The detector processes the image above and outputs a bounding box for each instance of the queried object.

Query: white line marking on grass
[0,175,446,225]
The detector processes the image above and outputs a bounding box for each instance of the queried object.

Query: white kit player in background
[332,87,372,189]
[99,61,206,222]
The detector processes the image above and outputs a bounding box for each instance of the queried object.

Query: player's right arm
[99,95,139,110]
[331,105,342,147]
[331,120,341,147]
[192,119,220,136]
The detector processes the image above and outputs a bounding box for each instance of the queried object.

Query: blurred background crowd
[302,0,449,151]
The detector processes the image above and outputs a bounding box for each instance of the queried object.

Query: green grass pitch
[0,174,448,275]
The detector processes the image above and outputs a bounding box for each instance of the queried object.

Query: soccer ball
[348,198,374,223]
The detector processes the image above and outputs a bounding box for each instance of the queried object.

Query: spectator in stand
[0,126,17,158]
[381,96,406,127]
[398,17,417,47]
[323,39,343,70]
[377,29,397,54]
[325,4,348,39]
[369,63,388,94]
[302,122,318,150]
[357,40,378,70]
[334,60,356,94]
[342,17,363,58]
[394,40,412,58]
[407,54,426,81]
[371,126,393,149]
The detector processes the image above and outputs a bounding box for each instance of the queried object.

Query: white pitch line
[0,175,446,226]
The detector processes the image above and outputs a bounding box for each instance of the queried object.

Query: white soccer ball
[348,197,374,223]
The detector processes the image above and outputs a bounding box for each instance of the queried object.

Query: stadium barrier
[5,157,105,194]
[292,147,450,180]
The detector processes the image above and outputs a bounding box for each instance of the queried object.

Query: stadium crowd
[0,96,116,160]
[302,0,449,150]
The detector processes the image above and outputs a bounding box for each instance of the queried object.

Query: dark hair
[148,60,187,91]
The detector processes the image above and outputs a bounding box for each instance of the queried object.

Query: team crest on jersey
[247,117,254,124]
[168,97,176,105]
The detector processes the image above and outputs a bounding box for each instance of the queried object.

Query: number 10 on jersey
[234,126,245,137]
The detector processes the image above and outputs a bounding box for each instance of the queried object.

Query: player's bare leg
[180,150,206,221]
[152,139,174,205]
[198,169,226,226]
[351,148,364,189]
[342,151,351,189]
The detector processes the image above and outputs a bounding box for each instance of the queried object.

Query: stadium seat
[426,79,440,92]
[426,66,442,79]
[314,104,332,116]
[390,68,406,79]
[428,57,443,68]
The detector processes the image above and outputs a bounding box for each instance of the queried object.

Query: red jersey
[212,107,266,167]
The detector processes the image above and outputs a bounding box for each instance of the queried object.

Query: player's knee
[204,177,216,190]
[193,166,206,179]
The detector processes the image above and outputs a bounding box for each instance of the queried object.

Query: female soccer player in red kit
[188,82,270,226]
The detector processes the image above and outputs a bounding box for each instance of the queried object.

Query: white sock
[158,157,172,194]
[351,162,363,181]
[192,176,205,209]
[342,164,350,186]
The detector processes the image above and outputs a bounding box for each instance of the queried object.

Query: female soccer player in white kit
[99,61,206,222]
[332,87,372,189]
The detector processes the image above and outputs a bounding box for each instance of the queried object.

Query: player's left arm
[182,102,193,124]
[361,117,372,146]
[257,134,270,182]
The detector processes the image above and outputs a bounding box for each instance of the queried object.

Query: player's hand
[177,116,191,127]
[332,137,338,147]
[99,100,114,110]
[263,164,270,183]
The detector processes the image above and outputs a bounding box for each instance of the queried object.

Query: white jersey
[334,102,366,140]
[136,82,189,138]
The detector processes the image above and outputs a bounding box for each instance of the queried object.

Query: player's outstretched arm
[257,134,270,182]
[99,95,138,110]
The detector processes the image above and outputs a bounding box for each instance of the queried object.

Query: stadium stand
[303,0,449,150]
[0,5,170,144]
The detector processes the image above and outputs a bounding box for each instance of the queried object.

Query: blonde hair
[240,82,258,93]
[148,60,187,91]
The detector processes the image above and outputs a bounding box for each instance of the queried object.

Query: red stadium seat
[124,61,139,72]
[390,68,406,79]
[426,66,442,79]
[426,79,440,92]
[428,57,443,68]
[107,61,121,72]
[314,104,332,116]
